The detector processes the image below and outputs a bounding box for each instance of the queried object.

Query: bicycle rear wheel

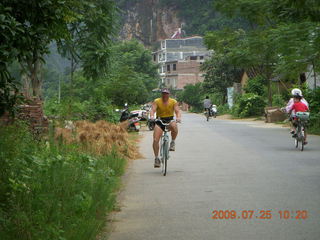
[299,129,305,152]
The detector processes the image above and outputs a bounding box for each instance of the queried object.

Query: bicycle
[204,105,217,121]
[204,108,211,121]
[156,119,175,176]
[293,112,310,151]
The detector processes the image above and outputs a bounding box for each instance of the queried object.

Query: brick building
[152,36,212,90]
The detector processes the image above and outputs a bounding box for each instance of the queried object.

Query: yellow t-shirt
[154,98,177,118]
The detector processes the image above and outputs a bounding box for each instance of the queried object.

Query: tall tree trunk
[267,77,272,106]
[23,54,43,99]
[30,59,42,98]
[266,65,272,107]
[22,73,32,98]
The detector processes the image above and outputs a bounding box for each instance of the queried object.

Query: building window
[173,64,177,71]
[161,41,166,49]
[200,56,204,60]
[190,56,197,60]
[167,64,171,72]
[153,55,156,62]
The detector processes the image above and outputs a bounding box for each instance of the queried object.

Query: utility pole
[58,76,61,104]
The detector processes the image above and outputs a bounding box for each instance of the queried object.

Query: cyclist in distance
[285,88,309,134]
[203,96,212,115]
[287,93,309,144]
[150,88,181,168]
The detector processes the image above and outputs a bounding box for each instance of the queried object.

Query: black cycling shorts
[156,116,174,131]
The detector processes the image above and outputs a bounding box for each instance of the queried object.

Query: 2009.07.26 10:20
[211,210,308,220]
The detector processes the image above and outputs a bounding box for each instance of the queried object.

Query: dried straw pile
[55,120,139,159]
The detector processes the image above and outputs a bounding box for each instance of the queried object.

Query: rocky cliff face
[119,0,183,46]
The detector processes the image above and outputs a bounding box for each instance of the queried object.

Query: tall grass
[0,123,126,240]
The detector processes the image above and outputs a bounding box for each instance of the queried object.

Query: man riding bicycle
[150,88,181,168]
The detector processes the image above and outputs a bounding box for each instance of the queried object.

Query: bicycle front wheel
[162,140,169,176]
[295,138,298,148]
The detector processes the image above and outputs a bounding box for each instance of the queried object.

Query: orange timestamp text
[211,210,308,220]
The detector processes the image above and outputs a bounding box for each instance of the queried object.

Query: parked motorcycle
[117,104,141,132]
[147,111,156,131]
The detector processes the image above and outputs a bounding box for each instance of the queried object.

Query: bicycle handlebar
[155,119,177,126]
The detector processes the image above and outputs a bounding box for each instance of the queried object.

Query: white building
[152,36,212,88]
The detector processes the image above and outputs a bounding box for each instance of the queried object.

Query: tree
[105,66,149,106]
[201,54,242,102]
[4,0,78,98]
[0,5,24,116]
[109,40,159,92]
[178,83,203,110]
[204,0,320,106]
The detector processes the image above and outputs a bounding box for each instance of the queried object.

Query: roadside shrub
[217,104,230,115]
[244,76,266,96]
[207,92,224,105]
[305,88,320,134]
[44,98,118,123]
[232,93,266,118]
[272,94,286,107]
[309,113,320,135]
[0,123,126,240]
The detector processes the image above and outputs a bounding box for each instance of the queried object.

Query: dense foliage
[231,93,266,118]
[305,88,320,134]
[44,40,159,121]
[177,83,203,112]
[1,0,118,116]
[201,55,242,101]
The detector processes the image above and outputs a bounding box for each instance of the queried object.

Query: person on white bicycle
[285,88,309,134]
[150,89,181,168]
[287,93,309,144]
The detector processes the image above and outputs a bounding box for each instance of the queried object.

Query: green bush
[305,88,320,134]
[207,92,224,106]
[272,94,286,107]
[177,83,203,112]
[232,93,266,118]
[217,104,230,115]
[44,98,119,123]
[243,76,266,96]
[0,123,126,240]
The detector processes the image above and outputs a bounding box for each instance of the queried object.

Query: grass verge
[0,122,128,240]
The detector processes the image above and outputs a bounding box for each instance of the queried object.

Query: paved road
[109,113,320,240]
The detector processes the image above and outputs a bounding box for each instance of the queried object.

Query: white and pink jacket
[286,98,309,116]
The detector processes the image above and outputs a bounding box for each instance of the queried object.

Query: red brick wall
[165,60,205,89]
[1,99,48,134]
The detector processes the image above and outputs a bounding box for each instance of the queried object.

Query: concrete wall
[306,65,320,90]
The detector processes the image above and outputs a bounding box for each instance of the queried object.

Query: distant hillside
[117,0,246,46]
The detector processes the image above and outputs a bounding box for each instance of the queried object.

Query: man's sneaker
[154,157,161,168]
[169,141,175,151]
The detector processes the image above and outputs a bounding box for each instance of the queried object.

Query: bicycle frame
[294,118,307,151]
[156,119,175,176]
